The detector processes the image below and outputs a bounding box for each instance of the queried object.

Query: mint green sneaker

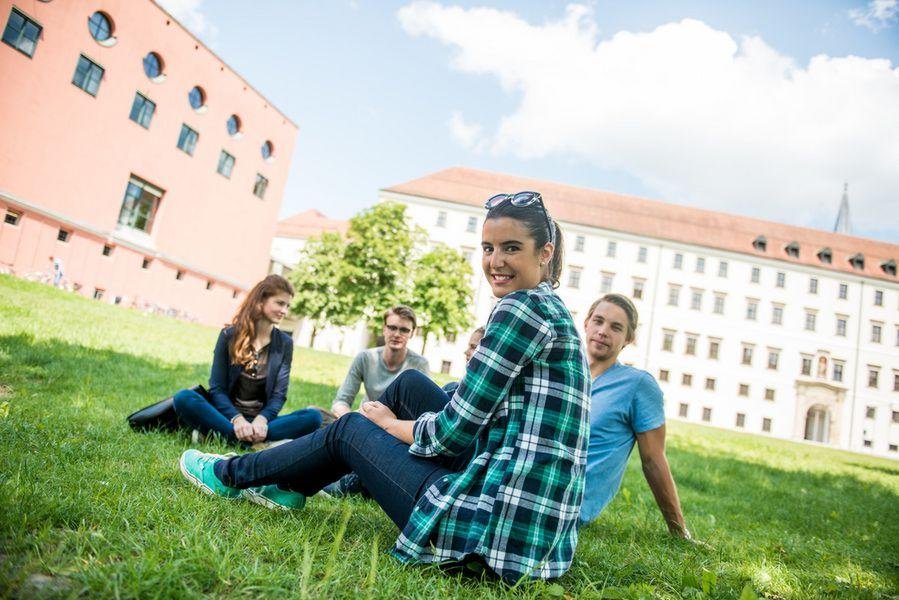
[179,449,240,499]
[241,485,306,511]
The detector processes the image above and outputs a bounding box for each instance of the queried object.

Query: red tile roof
[384,167,898,283]
[275,209,348,239]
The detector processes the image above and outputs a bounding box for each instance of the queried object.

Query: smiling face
[481,217,553,298]
[259,291,292,326]
[583,301,631,364]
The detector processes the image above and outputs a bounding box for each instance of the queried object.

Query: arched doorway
[804,405,830,443]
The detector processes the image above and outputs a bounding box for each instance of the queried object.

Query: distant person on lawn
[579,293,691,538]
[441,326,485,396]
[172,275,321,445]
[178,190,591,582]
[329,305,429,419]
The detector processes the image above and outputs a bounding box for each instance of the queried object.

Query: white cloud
[398,2,899,237]
[849,0,899,32]
[449,111,487,152]
[156,0,218,42]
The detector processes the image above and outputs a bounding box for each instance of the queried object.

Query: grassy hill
[0,275,896,599]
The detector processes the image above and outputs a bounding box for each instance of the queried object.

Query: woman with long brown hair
[173,274,321,445]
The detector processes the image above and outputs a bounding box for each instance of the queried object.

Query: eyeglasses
[484,191,555,245]
[385,324,413,336]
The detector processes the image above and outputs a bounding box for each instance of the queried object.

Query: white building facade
[381,167,899,458]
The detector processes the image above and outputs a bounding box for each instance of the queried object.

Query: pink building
[0,0,297,325]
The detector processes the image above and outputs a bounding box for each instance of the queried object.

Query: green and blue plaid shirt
[392,282,591,581]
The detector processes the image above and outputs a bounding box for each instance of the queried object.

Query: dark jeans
[172,388,322,444]
[214,370,461,528]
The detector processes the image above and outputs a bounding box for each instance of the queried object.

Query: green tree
[287,231,350,347]
[410,244,474,354]
[339,202,419,326]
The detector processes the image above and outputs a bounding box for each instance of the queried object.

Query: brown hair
[229,274,294,367]
[384,305,417,331]
[585,293,639,343]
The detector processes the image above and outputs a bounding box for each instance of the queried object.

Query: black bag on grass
[127,385,210,432]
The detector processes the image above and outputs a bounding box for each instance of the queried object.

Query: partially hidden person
[441,326,485,396]
[173,274,322,446]
[178,190,591,583]
[578,293,692,539]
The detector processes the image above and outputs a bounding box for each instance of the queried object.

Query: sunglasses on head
[484,191,555,245]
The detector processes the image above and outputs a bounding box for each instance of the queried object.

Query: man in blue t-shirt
[579,293,691,539]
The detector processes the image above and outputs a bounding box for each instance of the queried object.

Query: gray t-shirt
[332,346,430,410]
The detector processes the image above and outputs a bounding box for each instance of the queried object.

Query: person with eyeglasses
[172,275,322,446]
[328,305,430,419]
[178,192,590,583]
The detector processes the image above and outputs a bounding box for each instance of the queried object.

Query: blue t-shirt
[579,362,665,525]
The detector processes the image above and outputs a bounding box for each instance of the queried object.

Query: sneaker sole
[179,452,237,499]
[240,488,297,511]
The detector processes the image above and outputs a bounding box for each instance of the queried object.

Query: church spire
[833,182,852,235]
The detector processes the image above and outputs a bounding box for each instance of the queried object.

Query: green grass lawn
[0,274,897,599]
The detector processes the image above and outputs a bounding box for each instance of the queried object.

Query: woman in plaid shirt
[179,192,591,582]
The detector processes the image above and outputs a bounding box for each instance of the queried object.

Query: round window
[188,86,206,110]
[227,115,241,136]
[143,52,162,79]
[261,140,273,160]
[88,12,112,41]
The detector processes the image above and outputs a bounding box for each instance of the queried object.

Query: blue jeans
[214,370,463,528]
[172,388,322,445]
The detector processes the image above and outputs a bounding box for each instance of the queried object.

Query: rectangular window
[141,257,152,270]
[874,290,883,306]
[72,54,104,96]
[751,266,760,283]
[662,331,675,352]
[735,413,746,428]
[4,209,21,226]
[57,228,70,242]
[93,288,104,300]
[713,294,725,315]
[637,246,647,263]
[607,240,617,257]
[708,340,720,360]
[632,279,644,300]
[718,261,728,277]
[129,93,155,128]
[762,418,772,433]
[567,267,582,289]
[440,360,452,374]
[175,270,184,281]
[2,8,42,58]
[767,349,780,370]
[741,344,754,366]
[775,271,785,288]
[102,244,113,257]
[739,383,750,396]
[467,216,477,233]
[217,150,235,178]
[868,367,879,388]
[705,377,716,391]
[839,283,848,299]
[685,335,697,355]
[764,388,775,401]
[118,176,163,233]
[435,210,447,227]
[863,439,872,448]
[890,444,898,452]
[177,124,199,155]
[673,253,683,269]
[801,356,812,376]
[805,311,817,332]
[667,285,680,306]
[702,407,711,422]
[253,174,269,199]
[600,272,614,294]
[746,299,758,321]
[833,361,844,383]
[678,403,688,418]
[695,257,705,273]
[574,234,585,252]
[682,373,692,386]
[771,304,783,325]
[659,369,669,382]
[206,280,213,290]
[892,410,899,423]
[809,278,818,294]
[865,406,876,419]
[871,323,882,343]
[690,289,702,310]
[894,372,899,392]
[836,316,847,337]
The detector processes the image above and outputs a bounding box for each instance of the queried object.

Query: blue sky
[159,0,899,243]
